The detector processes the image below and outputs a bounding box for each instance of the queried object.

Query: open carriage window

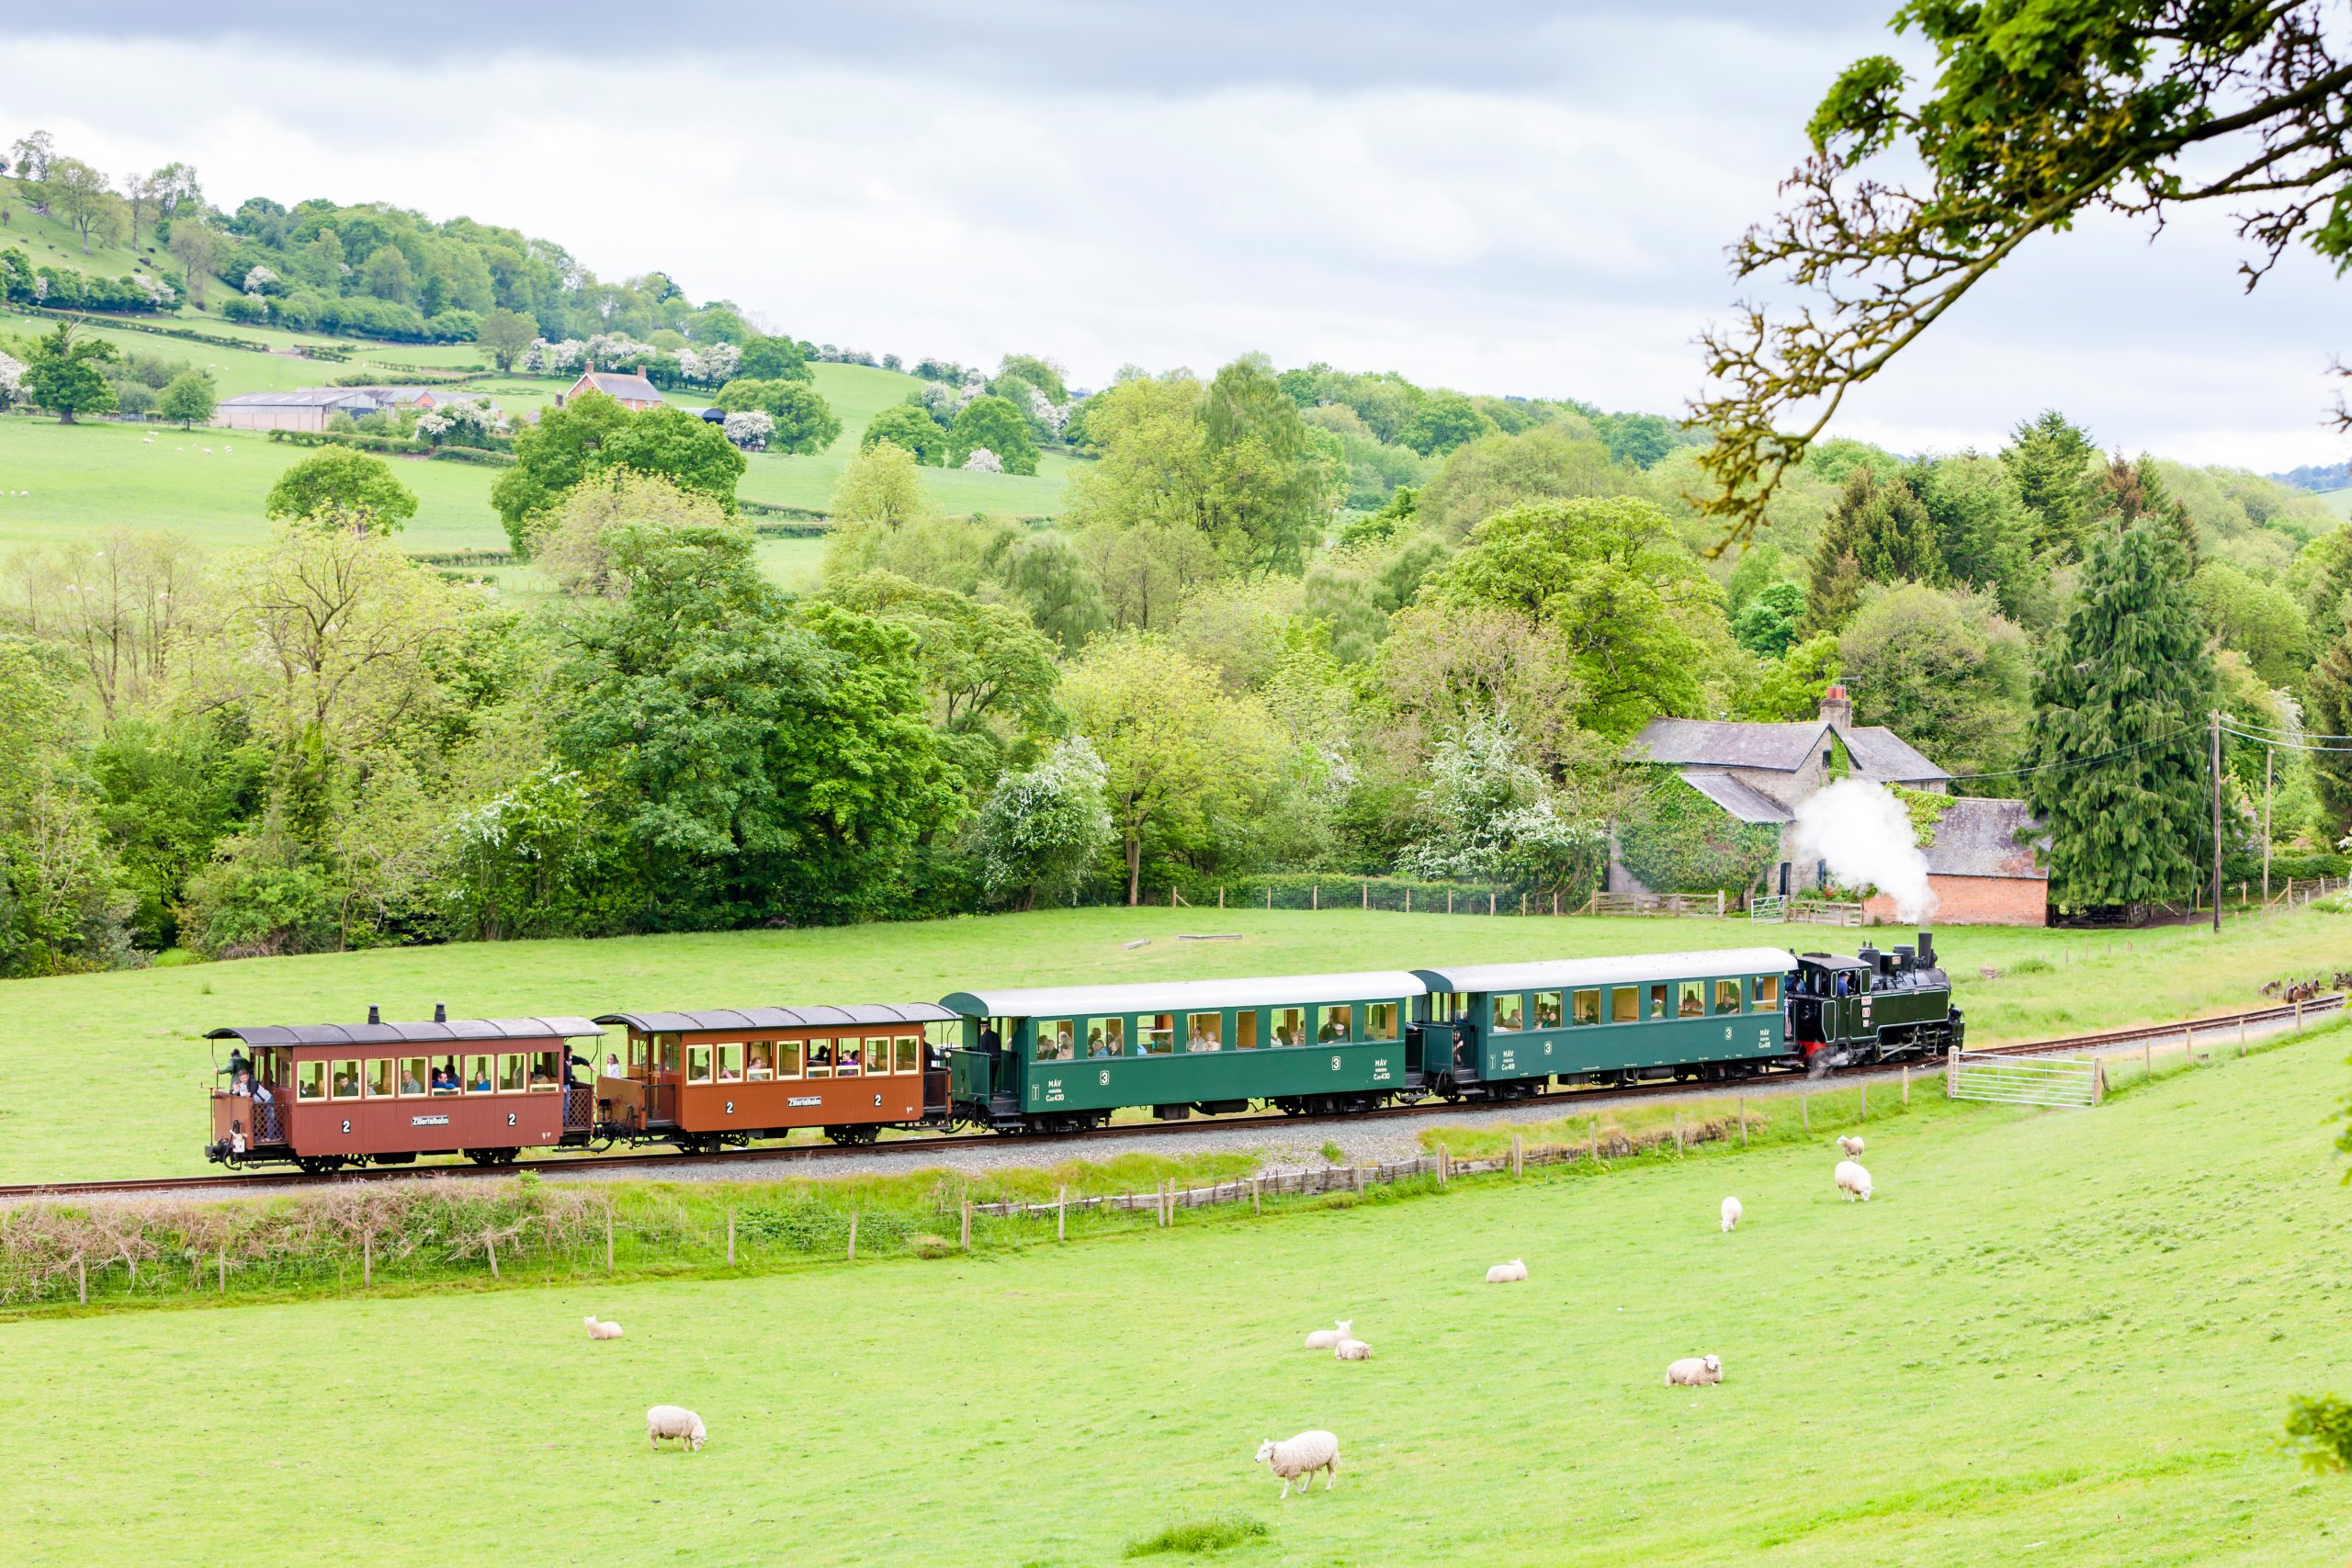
[499,1054,526,1093]
[1186,1012,1223,1053]
[1715,979,1742,1015]
[1141,1014,1175,1055]
[1272,1008,1306,1048]
[1649,984,1668,1019]
[330,1062,364,1100]
[1533,991,1563,1029]
[1611,988,1639,1023]
[1364,1002,1398,1043]
[465,1054,494,1093]
[686,1043,713,1085]
[1315,1006,1352,1043]
[776,1039,803,1079]
[530,1050,561,1089]
[717,1043,742,1082]
[894,1036,920,1075]
[1089,1018,1125,1057]
[657,1033,681,1075]
[1036,1020,1076,1063]
[1679,981,1705,1018]
[296,1061,326,1100]
[1754,975,1781,1006]
[807,1039,833,1078]
[1491,995,1524,1033]
[399,1056,428,1096]
[746,1042,774,1080]
[366,1059,397,1099]
[1572,989,1600,1027]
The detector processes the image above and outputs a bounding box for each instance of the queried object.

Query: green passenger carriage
[942,972,1426,1133]
[1406,947,1799,1099]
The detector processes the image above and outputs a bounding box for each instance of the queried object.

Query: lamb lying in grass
[1484,1258,1528,1283]
[1256,1430,1340,1498]
[1333,1333,1373,1361]
[647,1405,707,1451]
[1304,1319,1350,1351]
[584,1315,624,1340]
[1665,1354,1724,1387]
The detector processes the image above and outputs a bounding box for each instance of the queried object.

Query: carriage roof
[593,1004,958,1032]
[942,971,1428,1019]
[1410,948,1797,994]
[205,1018,602,1048]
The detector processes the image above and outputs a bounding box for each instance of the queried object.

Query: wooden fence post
[217,1249,226,1294]
[1589,1115,1600,1163]
[484,1238,499,1281]
[1901,1066,1909,1105]
[1488,892,1497,915]
[727,1210,736,1267]
[2094,1059,2107,1105]
[2297,997,2305,1032]
[1057,1186,1067,1243]
[76,1255,87,1306]
[1219,887,1225,909]
[960,1196,972,1251]
[363,1233,372,1289]
[1447,891,1454,915]
[2239,1017,2247,1056]
[1437,1145,1449,1186]
[1312,885,1319,910]
[1363,880,1370,909]
[1673,1110,1683,1156]
[2143,1038,2152,1079]
[605,1207,615,1273]
[2183,1025,2193,1066]
[1267,886,1272,911]
[1251,1175,1261,1215]
[1511,1134,1523,1178]
[848,1211,859,1261]
[1353,1165,1365,1196]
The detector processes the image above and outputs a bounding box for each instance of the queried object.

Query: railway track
[9,995,2339,1202]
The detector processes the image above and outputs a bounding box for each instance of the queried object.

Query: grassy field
[4,903,2347,1183]
[2318,486,2352,519]
[6,1027,2348,1565]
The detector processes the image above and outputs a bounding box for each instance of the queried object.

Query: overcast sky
[6,5,2346,471]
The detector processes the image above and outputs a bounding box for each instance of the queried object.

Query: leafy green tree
[42,157,117,254]
[1805,466,1941,634]
[23,321,117,423]
[492,393,741,554]
[2190,562,2308,689]
[597,406,746,510]
[165,220,222,307]
[1062,631,1279,904]
[713,378,840,453]
[2284,1395,2352,1475]
[947,394,1041,474]
[974,737,1114,908]
[736,333,810,381]
[1396,716,1605,897]
[1727,633,1841,721]
[2304,615,2352,840]
[862,403,946,464]
[1593,411,1679,470]
[0,638,134,976]
[478,308,537,372]
[1398,391,1496,457]
[298,227,345,291]
[2095,449,2198,570]
[360,243,415,304]
[155,368,216,427]
[996,532,1108,653]
[1428,494,1727,738]
[1912,455,2051,626]
[1417,424,1634,538]
[1734,581,1805,655]
[264,449,419,535]
[1838,581,2032,777]
[88,714,270,950]
[996,353,1069,403]
[830,440,932,529]
[1692,6,2352,543]
[2024,523,2216,912]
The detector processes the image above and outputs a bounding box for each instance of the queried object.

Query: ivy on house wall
[1615,776,1785,896]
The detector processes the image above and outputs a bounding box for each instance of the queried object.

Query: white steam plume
[1791,779,1939,922]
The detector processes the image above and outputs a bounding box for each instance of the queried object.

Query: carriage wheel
[297,1156,344,1176]
[466,1148,503,1168]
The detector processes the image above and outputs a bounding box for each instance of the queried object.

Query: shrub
[2285,1394,2352,1472]
[1125,1517,1270,1558]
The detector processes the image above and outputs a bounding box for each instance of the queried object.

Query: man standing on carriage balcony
[219,1045,252,1087]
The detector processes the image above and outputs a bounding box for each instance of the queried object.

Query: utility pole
[2263,746,2273,907]
[2211,709,2223,935]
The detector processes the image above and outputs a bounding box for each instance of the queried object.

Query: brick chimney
[1818,682,1853,730]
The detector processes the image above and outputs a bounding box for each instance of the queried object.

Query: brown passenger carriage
[594,1004,959,1149]
[205,1007,603,1172]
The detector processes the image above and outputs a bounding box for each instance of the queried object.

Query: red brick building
[558,369,663,412]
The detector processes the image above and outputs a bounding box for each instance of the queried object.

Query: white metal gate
[1944,1048,2101,1108]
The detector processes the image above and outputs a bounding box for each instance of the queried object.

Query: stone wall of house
[1864,874,2047,928]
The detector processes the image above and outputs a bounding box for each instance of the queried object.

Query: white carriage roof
[1410,948,1798,993]
[205,1017,602,1046]
[942,971,1428,1018]
[594,1004,958,1032]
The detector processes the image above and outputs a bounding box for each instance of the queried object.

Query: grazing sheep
[1303,1319,1350,1351]
[1834,1160,1873,1201]
[1665,1354,1724,1387]
[1255,1430,1340,1498]
[646,1405,706,1451]
[1838,1134,1865,1157]
[583,1315,624,1340]
[1484,1258,1528,1283]
[1333,1334,1373,1361]
[1720,1196,1743,1233]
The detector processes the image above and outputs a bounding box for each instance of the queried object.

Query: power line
[2222,724,2352,754]
[1939,726,2201,782]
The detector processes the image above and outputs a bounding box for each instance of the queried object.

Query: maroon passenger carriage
[205,1006,603,1172]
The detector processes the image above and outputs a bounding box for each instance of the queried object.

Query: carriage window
[1650,985,1668,1020]
[686,1043,713,1085]
[1364,1002,1397,1043]
[1679,981,1705,1018]
[1572,989,1600,1026]
[745,1042,774,1080]
[325,1061,359,1100]
[1272,1008,1307,1047]
[718,1043,743,1082]
[1233,1010,1261,1049]
[1036,1019,1076,1063]
[1432,992,1464,1023]
[775,1039,802,1079]
[1311,1006,1349,1043]
[296,1061,327,1100]
[894,1036,921,1075]
[807,1039,833,1078]
[1186,1012,1223,1053]
[658,1033,681,1074]
[463,1054,493,1093]
[530,1050,561,1090]
[628,1032,650,1074]
[1491,995,1524,1032]
[1715,979,1742,1015]
[1141,1013,1175,1055]
[1533,990,1563,1029]
[499,1053,527,1094]
[1754,975,1781,1006]
[1087,1018,1125,1057]
[434,1055,462,1093]
[1611,988,1639,1023]
[365,1059,397,1098]
[399,1055,428,1096]
[864,1036,890,1075]
[835,1040,863,1077]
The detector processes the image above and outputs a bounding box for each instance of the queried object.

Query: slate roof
[1624,717,1951,784]
[217,389,382,409]
[1923,796,2046,879]
[1676,770,1793,824]
[576,370,662,403]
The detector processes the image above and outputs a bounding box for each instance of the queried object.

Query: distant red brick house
[557,370,662,412]
[1613,685,2049,926]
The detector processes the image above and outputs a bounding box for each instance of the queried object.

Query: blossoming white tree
[242,265,278,294]
[0,351,24,412]
[721,409,775,450]
[961,446,1003,473]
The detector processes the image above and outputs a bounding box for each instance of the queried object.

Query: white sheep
[1255,1429,1340,1498]
[1835,1159,1873,1201]
[1303,1319,1350,1351]
[1838,1134,1865,1157]
[583,1315,624,1340]
[646,1404,707,1451]
[1665,1354,1724,1387]
[1720,1196,1743,1233]
[1333,1334,1373,1361]
[1484,1258,1528,1283]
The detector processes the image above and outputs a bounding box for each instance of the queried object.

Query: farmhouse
[556,369,662,411]
[212,388,384,433]
[1612,685,2048,925]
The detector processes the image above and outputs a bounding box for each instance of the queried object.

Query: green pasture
[3,903,2347,1183]
[8,1029,2349,1564]
[2319,486,2352,519]
[0,176,173,288]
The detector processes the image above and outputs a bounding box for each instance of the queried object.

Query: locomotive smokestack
[434,1002,447,1022]
[1917,930,1936,969]
[367,1004,380,1025]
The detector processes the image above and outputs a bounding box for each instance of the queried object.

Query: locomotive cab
[1789,931,1961,1069]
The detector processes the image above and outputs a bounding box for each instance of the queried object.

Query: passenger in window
[1087,1028,1106,1057]
[230,1069,253,1099]
[334,1066,359,1098]
[402,1066,424,1095]
[474,1066,495,1092]
[747,1044,772,1080]
[1319,1013,1347,1043]
[840,1045,862,1075]
[604,1052,623,1078]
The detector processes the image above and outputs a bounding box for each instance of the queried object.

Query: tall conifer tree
[2304,615,2352,840]
[1804,468,1940,634]
[2024,521,2216,912]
